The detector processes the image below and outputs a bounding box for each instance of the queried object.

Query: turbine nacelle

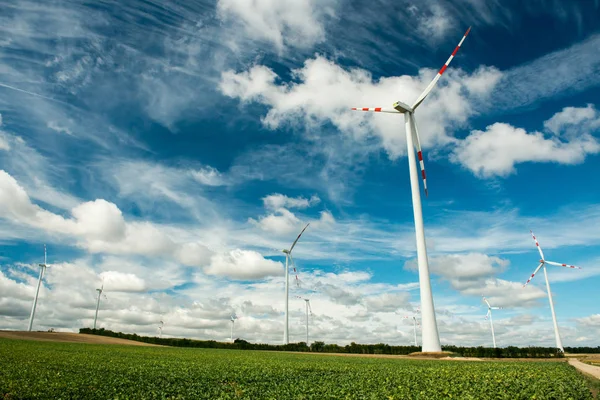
[392,101,413,113]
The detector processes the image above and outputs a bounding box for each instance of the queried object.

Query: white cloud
[263,193,320,210]
[416,4,453,41]
[0,131,9,151]
[451,114,600,177]
[405,253,546,308]
[190,166,227,186]
[216,0,337,52]
[46,121,73,135]
[252,207,302,235]
[205,249,283,280]
[0,170,214,267]
[220,56,502,159]
[99,271,146,292]
[543,103,600,134]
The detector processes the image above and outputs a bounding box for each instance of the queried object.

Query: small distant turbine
[482,296,502,348]
[230,314,238,342]
[295,293,314,346]
[282,223,310,345]
[93,279,106,330]
[28,244,49,332]
[158,320,164,338]
[399,308,420,347]
[523,231,581,352]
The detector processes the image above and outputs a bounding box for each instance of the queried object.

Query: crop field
[0,338,593,399]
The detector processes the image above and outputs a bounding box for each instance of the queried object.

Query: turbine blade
[484,309,490,320]
[411,116,428,197]
[289,223,310,253]
[482,296,491,308]
[524,263,544,287]
[412,27,471,110]
[307,300,313,315]
[491,307,502,310]
[545,260,582,270]
[530,230,545,260]
[351,107,401,113]
[288,253,301,288]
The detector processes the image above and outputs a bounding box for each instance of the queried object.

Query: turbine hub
[540,259,544,263]
[282,249,289,254]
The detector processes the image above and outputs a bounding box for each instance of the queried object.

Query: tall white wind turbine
[482,296,502,348]
[523,231,581,352]
[351,28,471,352]
[158,320,164,338]
[296,294,314,346]
[28,244,48,332]
[230,314,238,342]
[93,280,105,330]
[282,223,310,345]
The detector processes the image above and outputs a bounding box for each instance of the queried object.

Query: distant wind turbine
[230,314,238,342]
[295,293,314,346]
[523,231,581,352]
[282,223,310,345]
[351,27,471,352]
[158,320,164,338]
[482,296,502,348]
[28,244,48,332]
[93,279,106,330]
[399,308,420,347]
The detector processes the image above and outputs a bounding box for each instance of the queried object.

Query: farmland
[0,338,593,399]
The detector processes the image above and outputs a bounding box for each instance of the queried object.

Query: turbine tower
[523,231,581,352]
[28,244,48,332]
[351,28,471,352]
[482,296,502,348]
[282,223,310,345]
[296,295,313,346]
[93,280,105,330]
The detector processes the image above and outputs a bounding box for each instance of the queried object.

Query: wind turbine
[28,244,48,332]
[230,314,238,342]
[351,28,471,352]
[158,320,164,338]
[482,296,502,348]
[282,223,310,345]
[93,279,106,330]
[523,231,581,352]
[399,308,420,347]
[295,294,314,346]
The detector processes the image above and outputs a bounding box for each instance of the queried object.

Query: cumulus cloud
[190,166,227,186]
[0,170,212,266]
[205,249,283,280]
[216,0,337,52]
[451,105,600,177]
[263,193,320,210]
[99,271,146,292]
[405,253,546,307]
[220,57,502,158]
[250,192,332,235]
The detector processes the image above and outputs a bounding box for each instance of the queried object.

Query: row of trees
[80,328,579,357]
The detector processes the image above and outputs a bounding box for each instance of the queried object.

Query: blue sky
[0,0,599,347]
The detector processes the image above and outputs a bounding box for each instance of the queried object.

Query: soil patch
[0,331,160,346]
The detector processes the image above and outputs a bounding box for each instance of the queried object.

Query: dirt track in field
[0,331,160,346]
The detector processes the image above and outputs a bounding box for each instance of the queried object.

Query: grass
[0,338,594,399]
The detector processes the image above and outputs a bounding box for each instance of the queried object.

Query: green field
[0,338,593,399]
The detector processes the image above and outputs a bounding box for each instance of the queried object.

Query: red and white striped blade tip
[350,107,400,113]
[545,261,582,269]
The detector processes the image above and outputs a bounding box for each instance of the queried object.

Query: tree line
[78,328,593,358]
